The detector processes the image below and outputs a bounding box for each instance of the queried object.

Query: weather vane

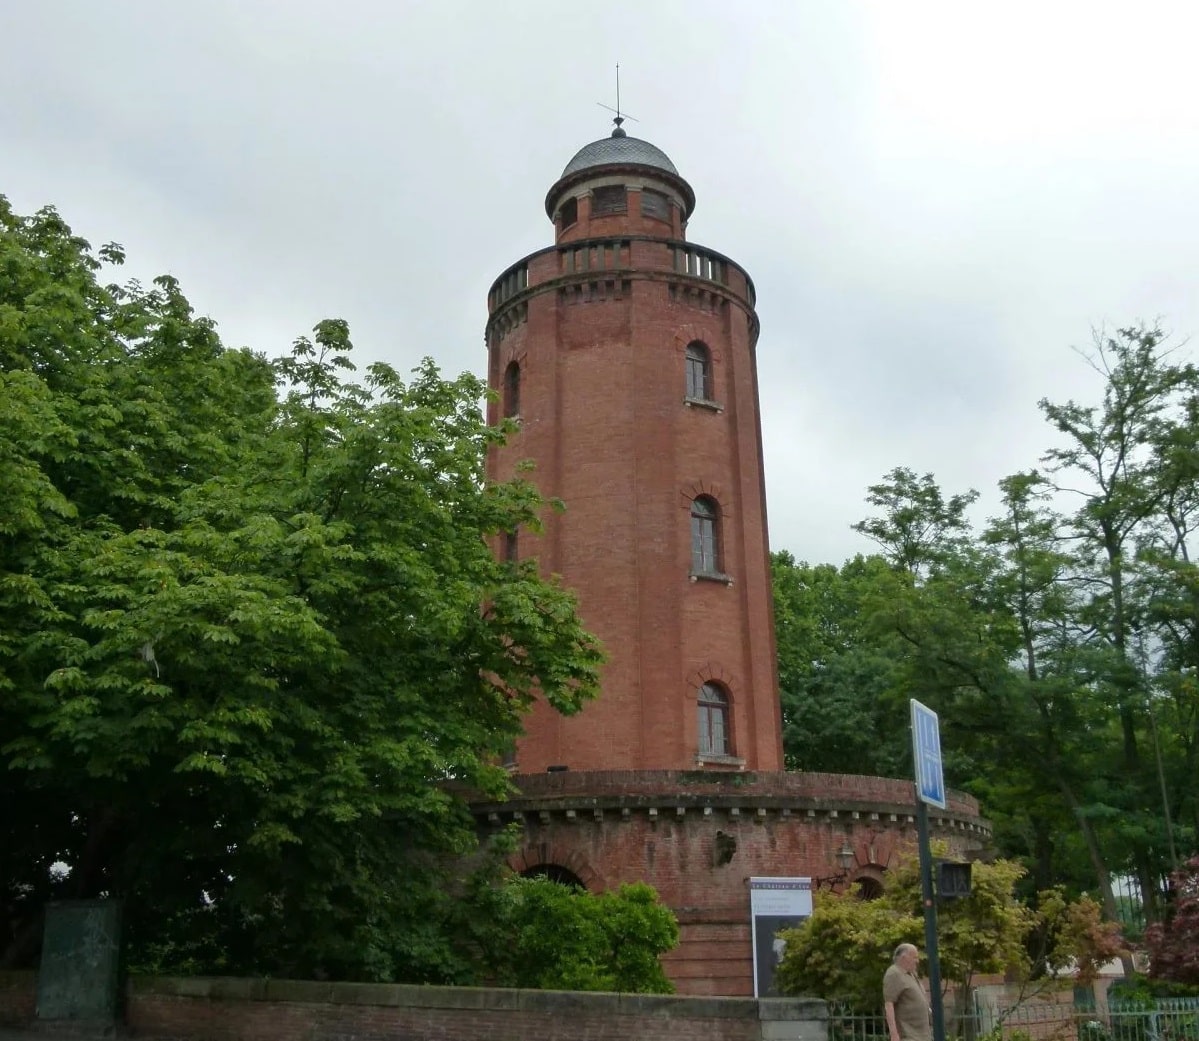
[596,63,638,134]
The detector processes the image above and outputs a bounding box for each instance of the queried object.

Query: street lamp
[813,843,856,890]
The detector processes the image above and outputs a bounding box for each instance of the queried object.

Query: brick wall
[485,174,779,779]
[474,769,990,995]
[2,967,832,1039]
[0,975,825,1041]
[501,770,981,817]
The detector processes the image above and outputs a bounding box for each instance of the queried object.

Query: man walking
[884,943,931,1041]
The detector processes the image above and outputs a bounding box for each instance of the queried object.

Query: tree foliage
[852,467,980,580]
[773,552,912,775]
[774,857,1122,1010]
[485,877,679,993]
[772,888,920,1008]
[774,324,1199,928]
[0,194,604,980]
[1145,854,1199,986]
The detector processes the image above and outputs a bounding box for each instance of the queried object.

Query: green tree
[1039,325,1199,914]
[775,857,1121,1010]
[773,552,912,775]
[772,889,920,1008]
[775,469,1014,783]
[1144,854,1199,987]
[0,195,604,980]
[488,877,679,993]
[852,467,980,580]
[977,472,1127,911]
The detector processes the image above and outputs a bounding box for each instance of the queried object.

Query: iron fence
[826,997,1199,1041]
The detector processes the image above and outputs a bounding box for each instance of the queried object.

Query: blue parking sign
[910,699,947,809]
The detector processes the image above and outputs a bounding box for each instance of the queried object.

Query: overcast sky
[3,1,1197,564]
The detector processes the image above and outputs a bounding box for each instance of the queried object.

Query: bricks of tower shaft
[487,121,776,775]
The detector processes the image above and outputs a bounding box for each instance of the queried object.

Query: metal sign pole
[910,699,948,1041]
[915,795,946,1041]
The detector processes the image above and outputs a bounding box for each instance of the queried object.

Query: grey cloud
[2,0,1197,561]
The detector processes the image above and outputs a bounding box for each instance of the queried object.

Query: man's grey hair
[892,943,917,962]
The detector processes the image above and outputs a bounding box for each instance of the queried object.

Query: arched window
[521,864,586,889]
[854,877,885,901]
[690,495,719,575]
[503,360,521,418]
[685,341,711,401]
[698,682,730,756]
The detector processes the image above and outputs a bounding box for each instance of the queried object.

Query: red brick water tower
[486,121,778,772]
[478,121,989,995]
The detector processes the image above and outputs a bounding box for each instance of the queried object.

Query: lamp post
[813,843,856,891]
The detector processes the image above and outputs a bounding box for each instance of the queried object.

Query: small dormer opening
[558,197,578,229]
[592,185,627,216]
[641,188,671,223]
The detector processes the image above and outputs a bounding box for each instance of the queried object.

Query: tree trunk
[1057,777,1136,976]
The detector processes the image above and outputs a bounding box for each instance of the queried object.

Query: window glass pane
[690,498,719,573]
[685,342,710,400]
[698,685,729,756]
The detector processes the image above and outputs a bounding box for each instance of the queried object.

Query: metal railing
[826,998,1199,1041]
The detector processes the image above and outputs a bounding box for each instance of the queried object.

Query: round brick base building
[480,122,990,995]
[473,771,988,996]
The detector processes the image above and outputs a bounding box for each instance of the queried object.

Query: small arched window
[685,341,712,401]
[698,682,730,756]
[690,495,719,575]
[854,877,885,901]
[503,360,521,418]
[521,864,586,889]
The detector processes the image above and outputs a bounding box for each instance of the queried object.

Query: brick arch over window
[685,662,740,695]
[679,480,728,509]
[672,325,723,364]
[511,844,601,890]
[520,863,586,888]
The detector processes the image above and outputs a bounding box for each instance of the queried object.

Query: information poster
[749,877,813,998]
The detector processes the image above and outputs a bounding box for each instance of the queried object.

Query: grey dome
[561,132,679,178]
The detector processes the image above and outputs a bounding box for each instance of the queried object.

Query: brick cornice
[469,769,990,839]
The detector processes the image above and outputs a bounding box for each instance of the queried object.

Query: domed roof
[560,128,679,178]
